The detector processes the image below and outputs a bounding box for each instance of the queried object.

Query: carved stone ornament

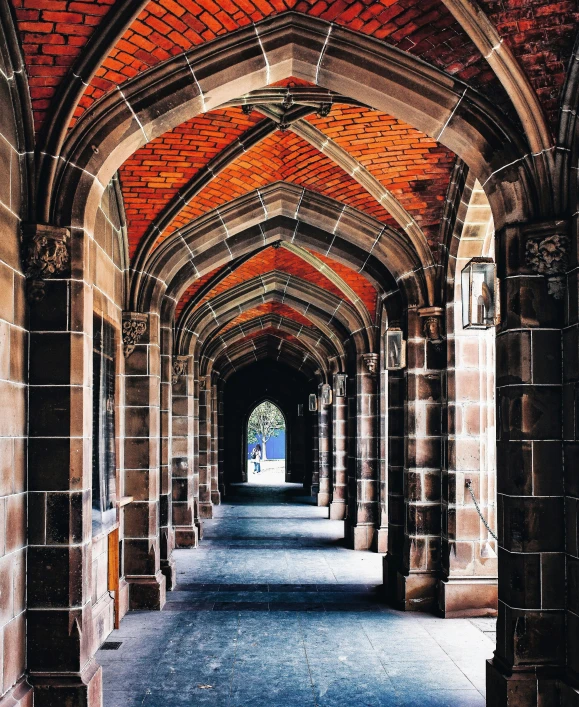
[525,231,570,300]
[22,223,70,303]
[122,312,147,358]
[362,353,379,375]
[418,306,445,343]
[172,356,188,385]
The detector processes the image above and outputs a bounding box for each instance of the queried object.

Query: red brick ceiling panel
[160,130,397,240]
[119,108,263,257]
[71,0,510,128]
[12,0,114,132]
[480,0,579,129]
[308,249,378,319]
[308,104,456,247]
[219,303,316,334]
[174,264,227,318]
[196,246,345,305]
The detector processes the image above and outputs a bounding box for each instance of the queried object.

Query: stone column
[487,222,566,704]
[159,322,175,590]
[317,390,332,507]
[391,309,444,610]
[197,375,213,518]
[171,355,198,548]
[330,377,347,520]
[26,225,102,704]
[310,413,320,497]
[123,311,166,610]
[217,382,226,498]
[345,353,378,551]
[383,367,405,596]
[210,379,220,506]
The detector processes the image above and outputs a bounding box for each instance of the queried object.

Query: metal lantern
[335,373,347,397]
[321,384,333,406]
[385,328,407,370]
[461,257,496,329]
[308,394,318,412]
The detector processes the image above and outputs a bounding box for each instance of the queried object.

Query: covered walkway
[98,476,493,706]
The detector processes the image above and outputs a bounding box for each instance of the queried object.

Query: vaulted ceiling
[11,0,578,377]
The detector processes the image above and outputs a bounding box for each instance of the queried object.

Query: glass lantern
[335,373,347,397]
[321,384,333,406]
[308,394,318,412]
[461,258,496,329]
[385,328,407,370]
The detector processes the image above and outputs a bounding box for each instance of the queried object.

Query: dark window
[92,314,117,535]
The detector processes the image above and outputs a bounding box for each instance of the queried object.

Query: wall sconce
[385,328,406,370]
[461,258,496,329]
[308,394,318,412]
[321,384,333,406]
[335,373,347,397]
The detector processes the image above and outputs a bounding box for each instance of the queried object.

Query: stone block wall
[0,49,27,703]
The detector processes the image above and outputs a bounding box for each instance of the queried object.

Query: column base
[0,678,33,707]
[486,659,573,706]
[161,557,176,592]
[199,503,213,519]
[383,558,437,611]
[376,527,388,554]
[310,484,319,497]
[329,501,346,520]
[90,590,115,654]
[438,577,497,618]
[175,527,198,548]
[317,493,330,507]
[211,491,221,506]
[128,572,166,610]
[31,659,102,707]
[118,578,130,625]
[345,522,375,551]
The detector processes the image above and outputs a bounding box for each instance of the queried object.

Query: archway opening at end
[247,400,287,485]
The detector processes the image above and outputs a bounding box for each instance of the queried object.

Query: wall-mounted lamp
[308,394,318,412]
[321,384,333,406]
[461,257,496,329]
[385,328,407,370]
[335,373,347,397]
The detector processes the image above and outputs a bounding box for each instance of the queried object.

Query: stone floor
[98,474,495,706]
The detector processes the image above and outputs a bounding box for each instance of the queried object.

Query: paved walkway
[98,474,494,706]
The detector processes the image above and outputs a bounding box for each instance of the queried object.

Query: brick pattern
[480,0,579,129]
[67,0,511,129]
[12,0,114,132]
[159,131,397,243]
[219,302,314,335]
[176,246,378,327]
[119,108,262,257]
[308,106,457,249]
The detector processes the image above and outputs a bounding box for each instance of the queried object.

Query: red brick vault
[2,0,578,706]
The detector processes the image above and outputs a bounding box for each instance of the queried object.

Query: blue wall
[247,430,286,459]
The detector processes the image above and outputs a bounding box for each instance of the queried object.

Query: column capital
[522,219,570,300]
[171,355,188,384]
[21,222,70,302]
[122,311,147,357]
[362,352,379,375]
[418,306,445,343]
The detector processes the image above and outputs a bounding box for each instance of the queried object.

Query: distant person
[251,444,262,474]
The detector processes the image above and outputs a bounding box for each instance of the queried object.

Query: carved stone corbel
[362,353,379,375]
[172,356,188,385]
[524,220,569,300]
[122,312,147,358]
[21,223,70,303]
[418,306,445,343]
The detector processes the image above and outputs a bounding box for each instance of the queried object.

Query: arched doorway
[246,400,287,482]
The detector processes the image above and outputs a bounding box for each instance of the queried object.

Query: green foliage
[248,401,285,445]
